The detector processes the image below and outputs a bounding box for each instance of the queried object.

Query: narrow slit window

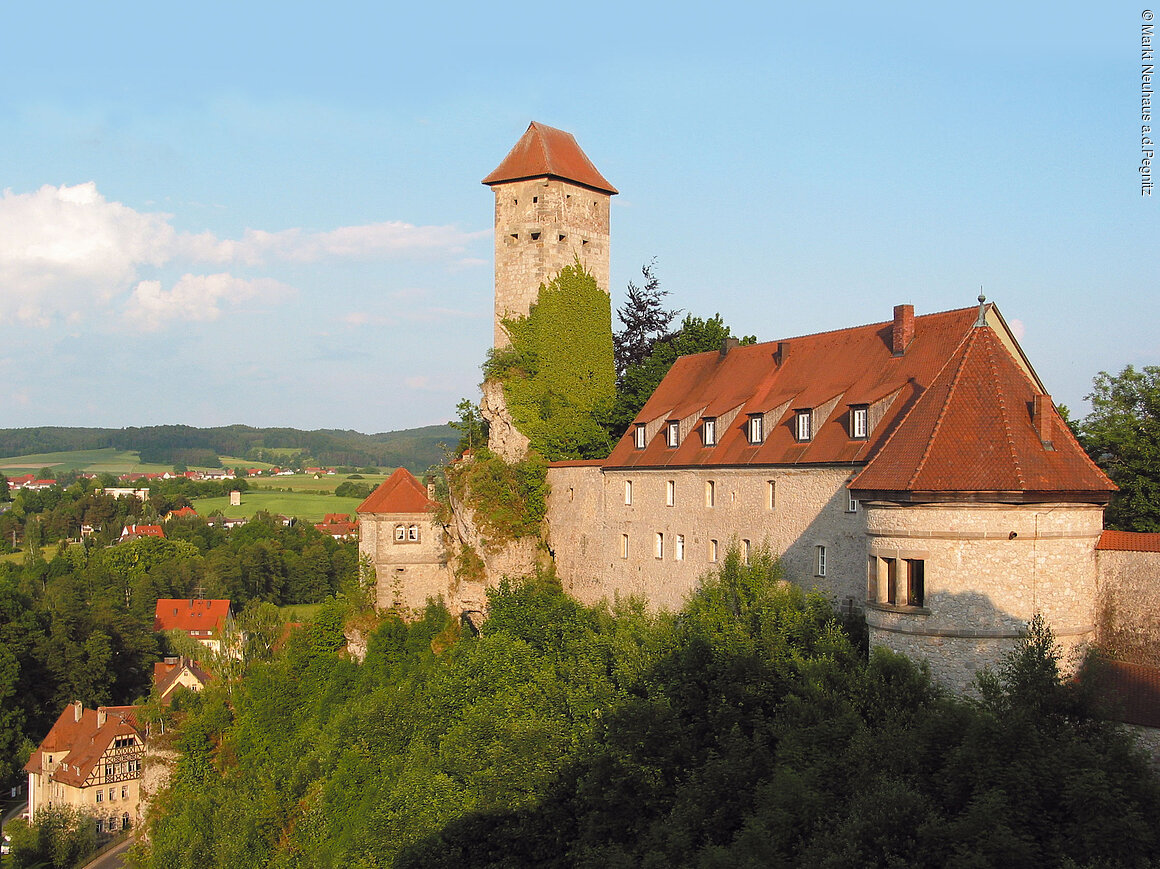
[621,534,629,559]
[666,480,675,506]
[815,544,827,577]
[530,231,541,241]
[710,539,719,562]
[666,421,679,448]
[676,534,685,561]
[655,532,664,559]
[742,539,751,564]
[795,410,812,442]
[625,480,633,505]
[705,480,716,507]
[703,417,716,446]
[767,480,776,510]
[851,406,869,439]
[747,414,764,444]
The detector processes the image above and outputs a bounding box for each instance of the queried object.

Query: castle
[360,122,1160,692]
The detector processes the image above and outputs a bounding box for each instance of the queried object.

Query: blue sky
[0,1,1154,433]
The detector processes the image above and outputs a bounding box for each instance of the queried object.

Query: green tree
[1081,364,1160,531]
[612,258,679,378]
[449,398,489,457]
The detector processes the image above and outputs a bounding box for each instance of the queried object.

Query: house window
[906,559,925,607]
[703,418,717,446]
[666,480,675,506]
[742,539,751,564]
[710,539,719,562]
[747,414,764,444]
[96,818,103,833]
[655,533,664,559]
[795,410,812,442]
[884,557,898,604]
[96,791,103,803]
[815,545,827,577]
[847,495,859,513]
[122,786,128,799]
[625,480,633,505]
[621,534,629,559]
[407,524,419,541]
[394,524,405,542]
[666,421,679,448]
[122,812,130,830]
[767,480,776,510]
[705,480,716,507]
[676,534,685,561]
[850,406,869,439]
[634,424,647,449]
[109,787,115,800]
[106,764,113,778]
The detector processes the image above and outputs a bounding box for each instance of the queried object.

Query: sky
[0,1,1155,434]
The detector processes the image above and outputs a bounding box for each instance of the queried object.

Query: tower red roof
[482,122,617,195]
[357,467,434,515]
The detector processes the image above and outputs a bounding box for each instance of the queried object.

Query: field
[191,491,365,523]
[246,473,391,493]
[0,447,174,475]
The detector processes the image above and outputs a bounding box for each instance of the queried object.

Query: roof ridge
[905,328,977,489]
[986,329,1026,489]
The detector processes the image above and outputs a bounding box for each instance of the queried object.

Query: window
[105,764,113,778]
[621,534,629,559]
[703,417,717,446]
[906,559,925,607]
[666,480,675,506]
[884,557,898,604]
[122,786,128,799]
[634,424,647,450]
[122,812,130,831]
[747,414,764,444]
[850,405,869,439]
[676,534,685,561]
[847,495,859,513]
[666,421,679,448]
[742,539,751,564]
[767,480,776,510]
[710,539,719,562]
[625,480,633,505]
[815,545,827,577]
[705,480,716,507]
[394,524,405,542]
[407,524,419,541]
[109,787,115,800]
[96,791,103,803]
[655,532,664,559]
[795,410,812,442]
[96,818,103,833]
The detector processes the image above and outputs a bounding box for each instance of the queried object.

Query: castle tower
[483,122,617,347]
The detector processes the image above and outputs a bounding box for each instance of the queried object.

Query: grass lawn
[278,602,325,623]
[246,473,391,494]
[191,490,365,522]
[0,447,173,475]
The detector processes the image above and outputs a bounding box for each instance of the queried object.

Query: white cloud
[0,181,484,328]
[1009,318,1025,340]
[125,273,295,330]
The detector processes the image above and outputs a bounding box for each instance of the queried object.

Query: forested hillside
[132,551,1160,868]
[0,424,455,473]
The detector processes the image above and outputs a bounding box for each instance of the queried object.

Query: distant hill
[0,424,456,474]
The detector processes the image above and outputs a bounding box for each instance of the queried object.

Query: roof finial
[974,289,987,327]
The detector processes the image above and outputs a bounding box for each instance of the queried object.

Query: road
[82,836,133,869]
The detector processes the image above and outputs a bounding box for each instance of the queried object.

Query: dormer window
[747,414,764,445]
[795,410,812,442]
[702,417,716,446]
[634,424,647,450]
[666,421,679,448]
[850,405,868,440]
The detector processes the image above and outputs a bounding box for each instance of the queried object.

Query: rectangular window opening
[530,231,541,241]
[666,421,679,448]
[742,539,751,564]
[666,480,675,507]
[851,406,869,440]
[767,480,776,510]
[710,539,719,562]
[815,544,827,577]
[621,534,629,559]
[634,424,647,450]
[796,410,812,442]
[703,417,717,446]
[676,534,685,561]
[705,480,716,508]
[847,495,859,513]
[624,480,633,505]
[747,414,764,444]
[655,532,664,559]
[906,559,925,607]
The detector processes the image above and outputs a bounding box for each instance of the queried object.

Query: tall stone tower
[482,122,617,347]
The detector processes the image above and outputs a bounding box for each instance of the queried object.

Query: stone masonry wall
[360,512,455,612]
[492,177,611,346]
[1097,549,1160,666]
[546,464,865,610]
[864,502,1104,691]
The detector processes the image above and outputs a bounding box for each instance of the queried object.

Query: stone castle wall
[360,512,454,612]
[492,177,611,346]
[1097,549,1160,666]
[864,502,1105,691]
[546,464,866,610]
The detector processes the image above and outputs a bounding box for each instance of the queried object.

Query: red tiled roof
[482,122,617,195]
[1097,530,1160,552]
[604,303,1114,502]
[323,513,350,524]
[24,702,141,785]
[851,324,1115,499]
[153,656,212,700]
[1092,659,1160,729]
[153,598,231,634]
[357,467,434,515]
[122,524,165,538]
[167,506,197,519]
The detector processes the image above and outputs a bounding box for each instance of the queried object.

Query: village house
[356,122,1160,694]
[24,701,144,834]
[152,656,212,703]
[153,598,232,654]
[120,524,165,541]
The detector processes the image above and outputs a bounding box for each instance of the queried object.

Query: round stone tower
[482,122,617,347]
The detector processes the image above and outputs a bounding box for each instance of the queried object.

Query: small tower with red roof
[483,122,617,347]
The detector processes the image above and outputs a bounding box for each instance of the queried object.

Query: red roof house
[154,599,231,650]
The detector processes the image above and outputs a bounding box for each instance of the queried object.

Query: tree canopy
[1080,364,1160,531]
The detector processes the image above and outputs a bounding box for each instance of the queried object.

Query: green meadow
[190,491,365,523]
[246,473,391,493]
[0,447,173,475]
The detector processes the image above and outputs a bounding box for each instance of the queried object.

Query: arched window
[394,524,405,541]
[407,524,420,541]
[122,812,131,831]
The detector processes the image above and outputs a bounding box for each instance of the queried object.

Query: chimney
[97,707,107,729]
[426,476,436,500]
[1033,394,1054,446]
[719,337,739,357]
[892,305,914,355]
[776,341,791,366]
[73,700,83,722]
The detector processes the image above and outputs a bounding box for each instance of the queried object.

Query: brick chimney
[97,707,107,728]
[1033,394,1054,445]
[719,337,740,357]
[892,304,914,355]
[776,341,791,366]
[73,699,83,722]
